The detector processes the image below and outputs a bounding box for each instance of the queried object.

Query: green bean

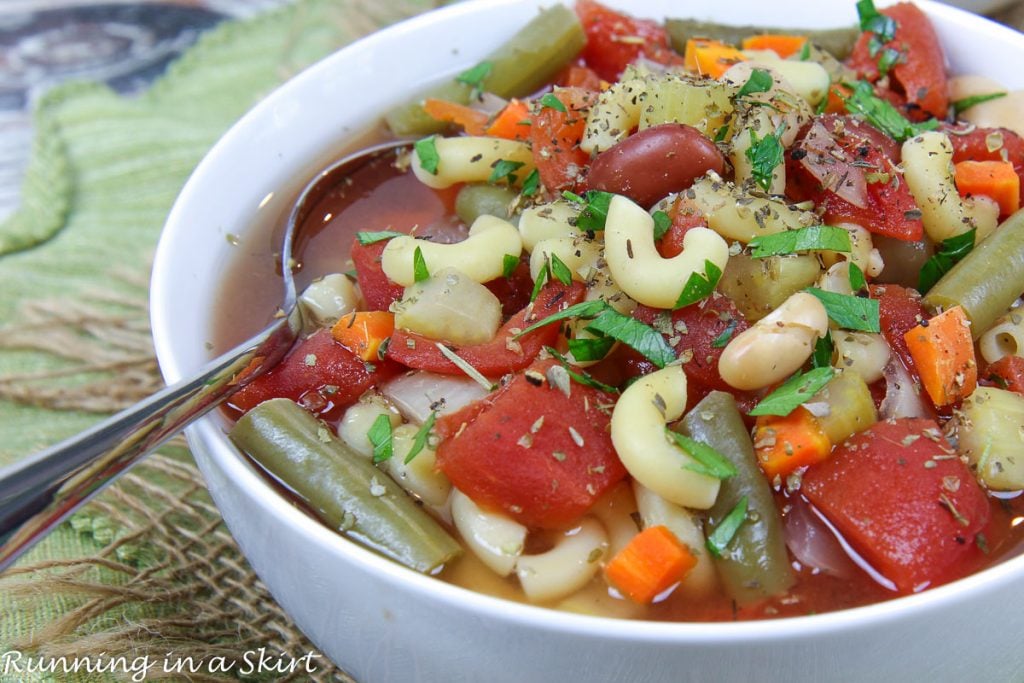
[229,398,461,573]
[455,183,518,225]
[665,19,859,60]
[923,209,1024,339]
[680,391,794,604]
[386,5,586,136]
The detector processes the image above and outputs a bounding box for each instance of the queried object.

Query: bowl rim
[151,0,1024,643]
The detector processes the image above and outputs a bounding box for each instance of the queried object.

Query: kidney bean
[586,123,725,208]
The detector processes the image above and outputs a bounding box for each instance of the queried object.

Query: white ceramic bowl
[151,2,1024,681]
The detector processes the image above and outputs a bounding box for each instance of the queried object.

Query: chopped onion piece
[879,356,929,420]
[382,370,489,424]
[784,498,856,579]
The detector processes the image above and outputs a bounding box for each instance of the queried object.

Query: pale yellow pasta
[949,75,1024,137]
[604,194,729,309]
[819,222,883,277]
[450,489,527,578]
[517,200,581,252]
[632,482,717,597]
[832,332,891,384]
[718,292,828,390]
[588,482,640,558]
[514,518,608,603]
[687,172,817,242]
[956,387,1024,491]
[528,236,603,283]
[393,267,502,345]
[978,309,1024,363]
[381,214,523,286]
[411,136,534,189]
[385,424,451,508]
[581,77,646,155]
[298,273,358,327]
[610,364,720,509]
[901,132,1000,243]
[338,394,401,459]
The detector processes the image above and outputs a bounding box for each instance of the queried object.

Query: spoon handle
[0,311,301,572]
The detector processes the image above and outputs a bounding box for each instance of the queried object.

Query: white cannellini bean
[718,291,829,390]
[610,365,720,509]
[298,273,359,326]
[515,518,608,603]
[833,332,891,384]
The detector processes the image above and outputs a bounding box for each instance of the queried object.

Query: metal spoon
[0,139,410,572]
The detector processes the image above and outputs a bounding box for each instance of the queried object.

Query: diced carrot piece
[604,525,697,604]
[485,98,531,141]
[903,306,977,407]
[753,406,832,480]
[954,160,1021,217]
[683,38,748,79]
[331,311,395,362]
[823,83,852,115]
[422,98,489,136]
[741,34,808,59]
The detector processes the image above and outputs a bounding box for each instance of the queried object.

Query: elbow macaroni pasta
[411,136,535,189]
[687,172,817,242]
[978,310,1024,363]
[517,200,581,251]
[514,518,608,603]
[451,489,527,577]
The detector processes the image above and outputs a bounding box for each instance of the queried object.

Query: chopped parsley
[549,252,574,286]
[857,0,897,46]
[567,334,616,362]
[521,168,541,197]
[356,230,405,245]
[876,46,904,77]
[748,225,852,258]
[368,414,394,463]
[737,69,774,98]
[489,158,525,185]
[539,92,567,112]
[414,136,440,175]
[711,319,738,348]
[749,367,835,417]
[706,496,749,558]
[563,190,615,231]
[918,229,976,293]
[529,264,549,303]
[544,346,620,393]
[848,262,867,292]
[812,331,834,369]
[842,80,939,142]
[674,260,722,309]
[515,299,609,337]
[502,253,520,279]
[456,61,493,98]
[806,287,881,333]
[798,41,812,61]
[404,412,436,464]
[952,92,1007,116]
[652,210,672,241]
[746,123,786,192]
[413,246,430,282]
[666,431,737,480]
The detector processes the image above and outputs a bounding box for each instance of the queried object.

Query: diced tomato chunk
[632,293,749,391]
[530,87,597,194]
[575,0,683,82]
[228,329,395,420]
[483,257,535,318]
[351,238,404,311]
[944,123,1024,191]
[435,359,625,528]
[984,355,1024,397]
[802,418,990,593]
[656,196,708,259]
[870,284,927,372]
[386,281,585,377]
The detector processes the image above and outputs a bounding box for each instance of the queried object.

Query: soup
[215,0,1024,621]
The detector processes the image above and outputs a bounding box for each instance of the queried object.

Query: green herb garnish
[674,260,722,309]
[918,229,976,293]
[404,412,436,464]
[706,496,749,558]
[539,92,567,112]
[516,299,609,337]
[667,431,737,480]
[567,335,616,362]
[812,331,834,369]
[711,319,738,349]
[502,253,520,279]
[456,61,493,97]
[413,246,430,283]
[842,80,938,142]
[563,190,615,231]
[414,136,440,175]
[737,69,773,98]
[876,46,904,77]
[521,168,541,197]
[798,41,812,61]
[529,264,549,303]
[749,367,835,417]
[652,210,672,241]
[748,225,852,258]
[848,261,866,292]
[549,252,574,286]
[806,288,881,332]
[356,230,405,246]
[544,346,620,394]
[368,414,394,463]
[746,123,786,192]
[714,123,731,142]
[857,0,897,43]
[585,308,677,368]
[489,159,525,185]
[952,92,1007,116]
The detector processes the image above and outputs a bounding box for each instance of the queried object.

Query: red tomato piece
[984,355,1024,397]
[870,284,927,371]
[575,0,683,82]
[656,194,709,259]
[386,281,585,377]
[556,61,603,91]
[435,359,625,528]
[787,116,922,241]
[351,238,404,311]
[483,257,535,318]
[803,418,990,593]
[847,3,949,120]
[530,87,597,194]
[228,329,394,420]
[944,123,1024,191]
[632,293,749,392]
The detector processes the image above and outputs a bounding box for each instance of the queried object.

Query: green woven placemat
[0,1,435,680]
